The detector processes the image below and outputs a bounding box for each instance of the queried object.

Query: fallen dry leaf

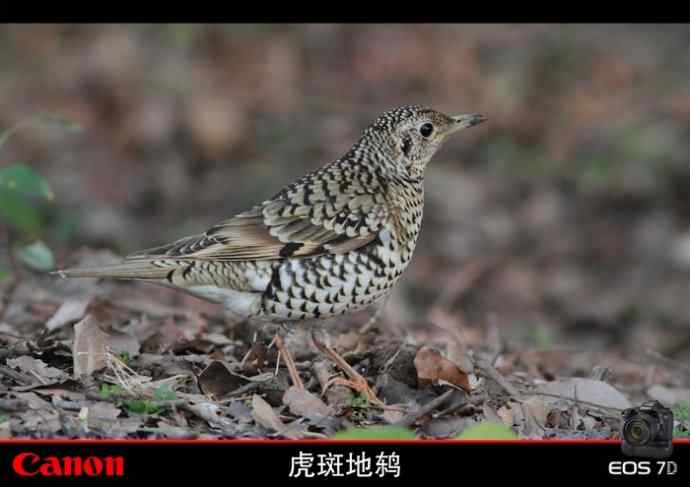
[538,378,631,410]
[251,394,317,439]
[227,400,253,423]
[202,333,232,346]
[85,402,122,421]
[107,330,141,358]
[283,385,332,419]
[382,408,406,425]
[251,394,285,433]
[45,298,91,331]
[198,361,244,398]
[447,340,474,375]
[12,392,52,410]
[414,346,471,392]
[498,400,544,438]
[496,404,514,426]
[17,409,61,435]
[647,385,690,406]
[33,387,85,402]
[523,396,550,425]
[72,315,108,378]
[6,356,69,384]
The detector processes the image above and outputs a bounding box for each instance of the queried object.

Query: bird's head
[352,105,486,180]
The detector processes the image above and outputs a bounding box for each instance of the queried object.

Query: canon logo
[12,452,125,477]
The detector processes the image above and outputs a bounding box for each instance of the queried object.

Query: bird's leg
[311,331,386,408]
[274,325,304,389]
[358,295,389,334]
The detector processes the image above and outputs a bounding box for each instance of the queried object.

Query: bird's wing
[127,171,389,262]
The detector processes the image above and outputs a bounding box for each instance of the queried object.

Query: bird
[56,105,486,326]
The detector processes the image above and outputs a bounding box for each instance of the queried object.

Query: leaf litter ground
[1,249,689,440]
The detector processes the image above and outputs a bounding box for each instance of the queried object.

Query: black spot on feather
[182,262,195,279]
[279,242,304,258]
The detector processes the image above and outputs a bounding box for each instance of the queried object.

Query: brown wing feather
[127,166,390,262]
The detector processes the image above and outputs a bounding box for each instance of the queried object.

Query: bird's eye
[419,123,434,137]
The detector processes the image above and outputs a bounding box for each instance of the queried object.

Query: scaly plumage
[57,105,486,321]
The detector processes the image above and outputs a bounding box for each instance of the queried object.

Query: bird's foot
[311,331,390,409]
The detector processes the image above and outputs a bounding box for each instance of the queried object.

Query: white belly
[188,285,262,319]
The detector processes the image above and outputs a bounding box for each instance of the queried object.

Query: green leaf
[0,190,42,235]
[673,401,690,422]
[16,240,54,271]
[153,385,177,402]
[455,422,518,440]
[123,400,163,415]
[99,383,126,400]
[0,266,9,281]
[0,163,54,200]
[345,393,370,409]
[333,426,416,440]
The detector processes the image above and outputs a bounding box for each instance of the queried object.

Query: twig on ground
[222,381,263,399]
[397,389,457,426]
[102,351,189,398]
[531,391,624,418]
[435,396,472,418]
[179,401,236,435]
[475,358,524,401]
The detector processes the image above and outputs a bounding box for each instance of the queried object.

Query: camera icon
[621,400,673,459]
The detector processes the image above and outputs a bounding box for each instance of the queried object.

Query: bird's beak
[448,113,487,134]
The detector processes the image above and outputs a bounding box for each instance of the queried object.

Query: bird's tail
[53,260,175,280]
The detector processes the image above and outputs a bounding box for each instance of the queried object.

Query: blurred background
[2,24,690,361]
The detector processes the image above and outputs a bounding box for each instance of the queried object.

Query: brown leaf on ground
[198,361,244,398]
[17,409,62,435]
[6,356,69,385]
[83,402,122,421]
[283,385,333,419]
[13,391,52,410]
[381,408,407,425]
[537,378,631,410]
[414,346,472,392]
[250,394,317,439]
[33,387,85,402]
[497,397,548,438]
[72,315,108,378]
[251,394,285,433]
